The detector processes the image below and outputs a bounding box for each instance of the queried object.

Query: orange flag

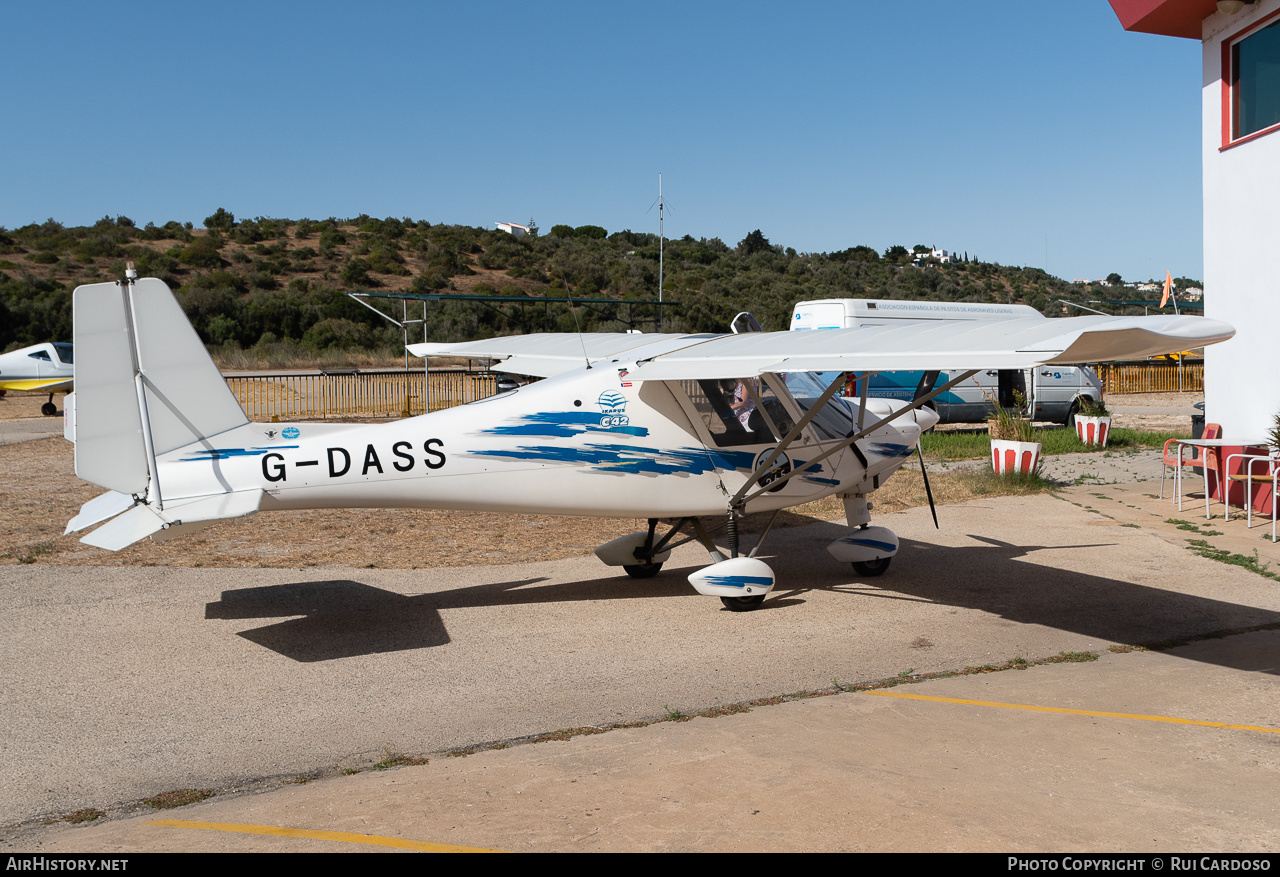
[1160,271,1173,308]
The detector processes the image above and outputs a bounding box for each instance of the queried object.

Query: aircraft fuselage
[153,365,924,520]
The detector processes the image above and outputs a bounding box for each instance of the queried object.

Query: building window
[1231,19,1280,141]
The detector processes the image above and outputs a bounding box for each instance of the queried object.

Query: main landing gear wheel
[623,562,663,579]
[852,557,891,577]
[720,594,766,612]
[41,401,57,416]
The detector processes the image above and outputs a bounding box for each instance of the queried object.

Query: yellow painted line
[145,819,505,852]
[861,690,1280,734]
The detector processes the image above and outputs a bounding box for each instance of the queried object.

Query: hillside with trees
[0,211,1203,366]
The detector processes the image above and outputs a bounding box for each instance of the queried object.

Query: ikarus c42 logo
[598,391,629,429]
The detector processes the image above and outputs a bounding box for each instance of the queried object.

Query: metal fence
[1096,362,1204,394]
[225,369,499,420]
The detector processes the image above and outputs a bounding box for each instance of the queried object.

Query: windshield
[52,343,73,364]
[778,372,855,440]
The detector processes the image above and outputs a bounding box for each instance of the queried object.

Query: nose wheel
[851,556,891,577]
[623,562,663,579]
[720,594,766,612]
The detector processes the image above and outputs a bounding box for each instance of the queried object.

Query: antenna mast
[658,173,664,334]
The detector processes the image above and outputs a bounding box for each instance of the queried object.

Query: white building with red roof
[1110,0,1280,440]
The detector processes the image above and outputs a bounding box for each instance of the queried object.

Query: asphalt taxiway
[5,451,1280,852]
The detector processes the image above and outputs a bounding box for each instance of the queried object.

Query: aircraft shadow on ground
[204,572,695,662]
[773,523,1280,675]
[205,520,1280,672]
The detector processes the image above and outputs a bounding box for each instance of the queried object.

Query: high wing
[409,314,1234,379]
[408,333,710,377]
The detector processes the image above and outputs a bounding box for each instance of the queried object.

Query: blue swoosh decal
[482,411,649,438]
[701,575,773,590]
[180,445,299,461]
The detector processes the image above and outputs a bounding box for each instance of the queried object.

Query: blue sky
[2,1,1203,283]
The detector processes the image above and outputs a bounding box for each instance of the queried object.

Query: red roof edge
[1108,0,1218,39]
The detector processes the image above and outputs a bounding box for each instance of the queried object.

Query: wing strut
[728,372,849,508]
[731,369,980,509]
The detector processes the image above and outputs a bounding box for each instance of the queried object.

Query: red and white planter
[991,439,1042,475]
[1075,415,1112,448]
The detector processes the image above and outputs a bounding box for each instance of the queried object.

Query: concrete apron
[7,451,1280,852]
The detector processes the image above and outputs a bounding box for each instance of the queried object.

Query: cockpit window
[52,343,73,364]
[27,350,51,361]
[778,372,856,440]
[683,379,775,447]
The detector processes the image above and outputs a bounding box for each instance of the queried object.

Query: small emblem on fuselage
[597,391,630,429]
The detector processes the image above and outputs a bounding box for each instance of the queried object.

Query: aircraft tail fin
[71,278,249,497]
[70,277,257,549]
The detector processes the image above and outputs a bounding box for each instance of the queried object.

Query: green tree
[737,229,771,255]
[204,208,236,232]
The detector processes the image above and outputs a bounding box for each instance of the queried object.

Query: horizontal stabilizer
[80,489,263,551]
[65,490,136,534]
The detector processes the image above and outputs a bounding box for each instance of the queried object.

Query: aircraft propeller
[910,369,942,530]
[916,440,939,529]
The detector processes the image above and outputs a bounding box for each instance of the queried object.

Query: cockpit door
[670,374,848,501]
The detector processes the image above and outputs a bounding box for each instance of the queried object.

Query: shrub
[186,268,243,291]
[987,391,1034,443]
[180,237,224,270]
[366,245,409,275]
[340,257,377,287]
[411,272,448,292]
[303,317,372,350]
[204,208,235,231]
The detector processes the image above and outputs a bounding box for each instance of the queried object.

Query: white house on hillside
[495,221,531,237]
[1111,0,1280,440]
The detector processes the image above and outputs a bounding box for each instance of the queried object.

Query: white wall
[1202,0,1280,439]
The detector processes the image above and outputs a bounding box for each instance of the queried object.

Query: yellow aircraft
[0,342,74,415]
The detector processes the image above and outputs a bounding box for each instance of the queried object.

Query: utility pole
[658,173,664,334]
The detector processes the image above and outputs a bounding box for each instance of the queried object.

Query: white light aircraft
[64,277,1234,611]
[0,342,74,415]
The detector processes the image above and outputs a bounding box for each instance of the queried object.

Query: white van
[789,298,1103,425]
